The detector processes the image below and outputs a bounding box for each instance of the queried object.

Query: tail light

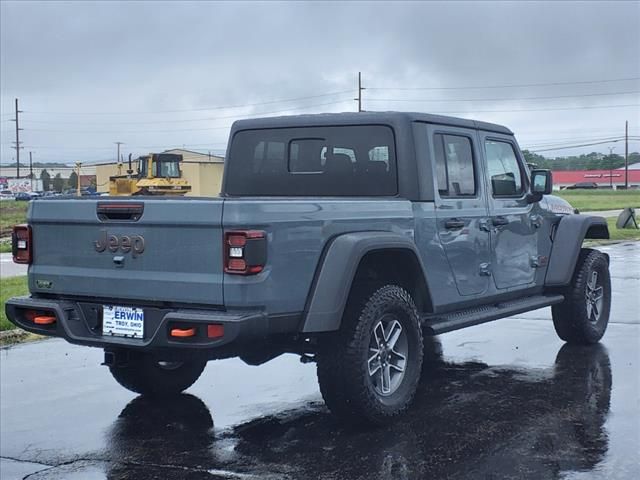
[224,230,266,275]
[12,224,32,264]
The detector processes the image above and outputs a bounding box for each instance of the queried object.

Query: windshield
[225,125,397,196]
[153,154,181,178]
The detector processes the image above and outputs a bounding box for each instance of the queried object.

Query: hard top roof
[231,111,513,135]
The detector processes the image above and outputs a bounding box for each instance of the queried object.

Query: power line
[531,138,639,153]
[25,125,232,134]
[427,103,640,115]
[367,76,640,91]
[520,134,627,144]
[4,142,230,150]
[523,136,640,149]
[518,129,640,141]
[20,91,639,126]
[517,126,640,135]
[366,90,640,103]
[22,90,354,116]
[13,102,639,132]
[18,98,354,127]
[523,136,626,148]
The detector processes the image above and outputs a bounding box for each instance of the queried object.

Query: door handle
[444,218,465,230]
[491,216,509,227]
[530,214,543,228]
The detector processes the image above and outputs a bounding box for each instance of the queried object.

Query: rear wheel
[108,351,207,396]
[316,285,424,425]
[552,249,611,345]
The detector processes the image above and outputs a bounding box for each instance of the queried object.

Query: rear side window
[433,134,476,196]
[485,140,524,197]
[226,125,397,196]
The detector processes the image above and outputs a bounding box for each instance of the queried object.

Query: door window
[485,140,525,197]
[433,134,476,196]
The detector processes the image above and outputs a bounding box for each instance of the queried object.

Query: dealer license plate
[102,305,145,338]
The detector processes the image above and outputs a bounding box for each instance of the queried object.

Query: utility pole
[11,98,23,178]
[115,142,124,165]
[608,146,615,189]
[625,120,629,189]
[29,151,33,191]
[354,72,365,112]
[75,162,82,197]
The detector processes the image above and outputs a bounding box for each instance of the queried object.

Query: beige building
[95,149,225,196]
[0,164,97,180]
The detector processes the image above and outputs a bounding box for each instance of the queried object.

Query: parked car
[14,192,33,201]
[0,189,14,200]
[566,182,599,190]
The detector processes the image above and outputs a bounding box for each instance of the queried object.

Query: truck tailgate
[28,198,224,306]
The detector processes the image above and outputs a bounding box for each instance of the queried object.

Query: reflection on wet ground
[1,242,638,479]
[97,340,613,480]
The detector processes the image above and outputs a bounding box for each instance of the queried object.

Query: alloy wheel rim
[586,270,604,324]
[367,316,408,396]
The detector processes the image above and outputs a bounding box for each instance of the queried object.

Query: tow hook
[299,354,316,364]
[102,349,131,367]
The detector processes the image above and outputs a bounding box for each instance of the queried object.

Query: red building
[551,169,640,190]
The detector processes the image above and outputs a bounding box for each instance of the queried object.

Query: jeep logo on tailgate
[94,229,145,257]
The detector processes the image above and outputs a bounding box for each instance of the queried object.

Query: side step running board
[422,294,565,336]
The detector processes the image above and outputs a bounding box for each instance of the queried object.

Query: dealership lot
[1,241,638,480]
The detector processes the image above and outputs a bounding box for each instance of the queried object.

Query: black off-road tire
[109,352,207,396]
[316,285,424,425]
[552,248,611,345]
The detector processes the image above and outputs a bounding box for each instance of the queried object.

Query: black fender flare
[545,215,609,287]
[300,231,430,333]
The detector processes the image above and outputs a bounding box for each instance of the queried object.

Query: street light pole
[75,162,82,197]
[625,120,629,189]
[29,151,33,191]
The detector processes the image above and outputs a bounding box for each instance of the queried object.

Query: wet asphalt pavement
[1,242,639,480]
[0,253,27,279]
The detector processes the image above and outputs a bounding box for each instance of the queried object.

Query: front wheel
[316,285,424,425]
[552,248,611,345]
[108,351,207,396]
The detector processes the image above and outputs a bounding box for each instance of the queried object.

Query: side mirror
[527,169,552,203]
[532,169,552,194]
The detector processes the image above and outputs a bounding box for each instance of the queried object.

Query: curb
[0,328,28,342]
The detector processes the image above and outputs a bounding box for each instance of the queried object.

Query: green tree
[40,169,51,191]
[521,150,550,169]
[52,173,64,193]
[68,171,78,189]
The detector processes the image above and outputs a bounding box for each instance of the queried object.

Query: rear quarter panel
[222,198,414,314]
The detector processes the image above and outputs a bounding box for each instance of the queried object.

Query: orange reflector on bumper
[33,315,56,325]
[207,324,224,339]
[170,327,196,338]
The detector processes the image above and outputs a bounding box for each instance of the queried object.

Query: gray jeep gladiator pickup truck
[6,112,611,424]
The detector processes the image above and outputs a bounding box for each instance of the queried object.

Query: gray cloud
[1,0,639,163]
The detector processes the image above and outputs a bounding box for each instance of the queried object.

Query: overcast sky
[1,0,639,164]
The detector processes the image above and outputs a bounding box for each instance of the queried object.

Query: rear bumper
[4,296,280,351]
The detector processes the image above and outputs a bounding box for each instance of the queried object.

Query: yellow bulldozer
[109,153,192,196]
